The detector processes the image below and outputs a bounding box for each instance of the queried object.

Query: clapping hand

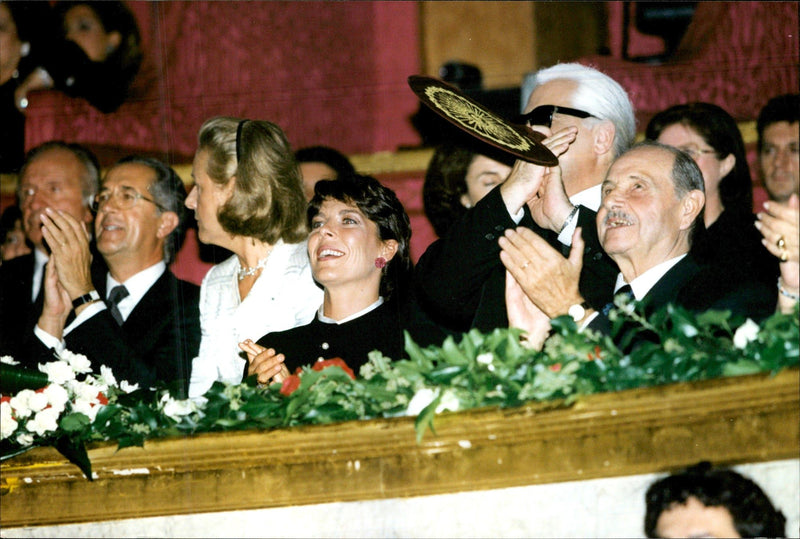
[499,226,585,318]
[505,270,551,350]
[239,339,290,386]
[40,208,94,301]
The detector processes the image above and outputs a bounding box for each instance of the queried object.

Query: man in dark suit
[0,141,100,359]
[415,63,636,333]
[499,142,774,341]
[31,156,200,396]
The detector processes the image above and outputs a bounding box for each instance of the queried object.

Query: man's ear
[592,120,616,157]
[381,239,399,262]
[679,190,705,230]
[157,212,179,239]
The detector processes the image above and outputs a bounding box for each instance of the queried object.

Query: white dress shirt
[31,249,49,302]
[188,240,323,398]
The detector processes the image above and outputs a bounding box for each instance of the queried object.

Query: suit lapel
[643,257,701,310]
[120,271,173,347]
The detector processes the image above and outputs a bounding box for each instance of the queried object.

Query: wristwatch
[567,301,590,323]
[72,290,100,310]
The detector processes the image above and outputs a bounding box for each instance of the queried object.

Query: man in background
[0,141,99,359]
[31,156,200,396]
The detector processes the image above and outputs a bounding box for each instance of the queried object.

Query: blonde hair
[197,116,307,244]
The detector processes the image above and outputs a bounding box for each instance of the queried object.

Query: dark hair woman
[14,0,142,113]
[646,102,778,287]
[241,174,414,383]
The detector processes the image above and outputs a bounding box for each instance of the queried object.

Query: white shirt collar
[614,254,688,300]
[317,297,384,325]
[31,248,50,302]
[106,261,166,323]
[569,184,602,212]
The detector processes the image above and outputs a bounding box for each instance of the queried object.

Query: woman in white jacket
[185,116,322,398]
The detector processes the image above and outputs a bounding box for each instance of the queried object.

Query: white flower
[436,389,461,413]
[9,389,37,419]
[120,380,139,393]
[405,388,437,416]
[1,401,18,440]
[71,400,101,422]
[476,352,494,366]
[1,356,19,365]
[16,432,34,446]
[59,350,92,374]
[98,365,118,387]
[160,394,197,421]
[42,384,69,414]
[26,407,60,436]
[733,319,760,349]
[38,360,76,385]
[69,380,102,405]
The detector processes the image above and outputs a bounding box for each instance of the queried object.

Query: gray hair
[521,63,636,157]
[21,141,100,207]
[111,155,188,264]
[625,141,705,244]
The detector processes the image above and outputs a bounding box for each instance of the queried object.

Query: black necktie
[602,284,634,316]
[107,285,129,326]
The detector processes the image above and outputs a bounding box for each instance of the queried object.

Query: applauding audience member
[415,63,634,333]
[644,461,786,538]
[647,103,777,287]
[31,156,200,395]
[241,174,412,384]
[500,143,774,346]
[755,94,800,315]
[187,117,322,398]
[0,141,99,360]
[295,145,356,201]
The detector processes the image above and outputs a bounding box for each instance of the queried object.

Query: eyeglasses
[518,105,596,128]
[677,146,717,160]
[93,186,164,212]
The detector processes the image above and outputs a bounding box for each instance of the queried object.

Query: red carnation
[280,374,301,396]
[549,363,562,372]
[96,392,109,405]
[311,357,356,380]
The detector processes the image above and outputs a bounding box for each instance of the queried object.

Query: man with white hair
[415,63,636,332]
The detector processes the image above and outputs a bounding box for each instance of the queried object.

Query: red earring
[374,257,387,269]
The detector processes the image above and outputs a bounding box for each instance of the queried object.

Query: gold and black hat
[408,75,558,166]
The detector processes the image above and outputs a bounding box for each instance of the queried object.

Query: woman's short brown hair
[197,116,307,244]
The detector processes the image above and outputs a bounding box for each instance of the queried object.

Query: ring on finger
[780,249,789,262]
[776,236,786,249]
[521,261,530,270]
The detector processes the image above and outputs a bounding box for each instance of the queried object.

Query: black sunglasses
[518,105,595,128]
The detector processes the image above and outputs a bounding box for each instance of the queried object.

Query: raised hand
[37,259,73,339]
[40,208,94,301]
[499,126,577,217]
[499,226,585,318]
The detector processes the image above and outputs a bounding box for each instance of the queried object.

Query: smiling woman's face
[307,198,393,293]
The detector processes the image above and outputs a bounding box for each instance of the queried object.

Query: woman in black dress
[241,174,414,383]
[646,103,778,289]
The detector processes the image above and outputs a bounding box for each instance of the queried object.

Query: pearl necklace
[236,248,273,281]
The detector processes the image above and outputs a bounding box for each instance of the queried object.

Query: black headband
[235,119,249,163]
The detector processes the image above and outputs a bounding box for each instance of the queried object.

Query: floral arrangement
[1,301,798,479]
